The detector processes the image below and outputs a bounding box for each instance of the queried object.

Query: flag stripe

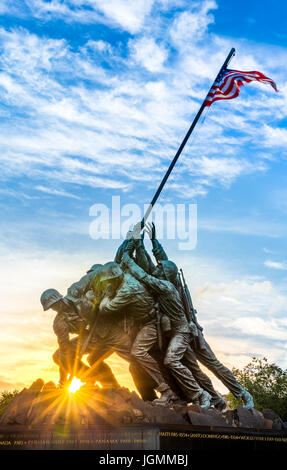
[204,69,278,107]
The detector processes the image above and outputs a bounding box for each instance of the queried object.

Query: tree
[225,357,287,420]
[0,390,19,418]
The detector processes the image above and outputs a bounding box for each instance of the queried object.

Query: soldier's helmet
[161,260,178,284]
[99,262,123,283]
[40,289,63,311]
[86,263,103,274]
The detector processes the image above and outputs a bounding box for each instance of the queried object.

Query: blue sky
[0,0,286,391]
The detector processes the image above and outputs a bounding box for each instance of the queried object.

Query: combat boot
[152,389,178,406]
[198,390,211,409]
[240,390,254,408]
[210,394,226,411]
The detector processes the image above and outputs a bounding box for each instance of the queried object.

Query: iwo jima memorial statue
[1,48,285,450]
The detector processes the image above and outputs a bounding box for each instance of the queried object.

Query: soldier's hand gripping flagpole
[140,47,236,229]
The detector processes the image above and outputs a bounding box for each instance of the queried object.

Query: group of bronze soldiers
[40,222,254,410]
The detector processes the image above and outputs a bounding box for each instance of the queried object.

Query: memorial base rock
[0,379,286,450]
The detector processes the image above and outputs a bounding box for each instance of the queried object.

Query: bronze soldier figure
[67,263,103,299]
[139,223,254,409]
[40,288,119,389]
[94,261,180,404]
[122,252,211,408]
[117,224,224,408]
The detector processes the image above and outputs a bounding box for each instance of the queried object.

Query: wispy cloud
[169,1,218,47]
[264,259,287,270]
[129,36,168,72]
[263,247,275,254]
[0,12,284,201]
[25,0,156,33]
[34,185,82,199]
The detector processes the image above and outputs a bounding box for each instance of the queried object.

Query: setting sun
[68,377,84,393]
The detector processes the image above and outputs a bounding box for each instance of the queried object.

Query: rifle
[155,302,163,351]
[78,315,99,358]
[179,269,204,341]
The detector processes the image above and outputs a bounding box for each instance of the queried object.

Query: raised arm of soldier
[145,222,168,263]
[114,229,135,264]
[114,221,153,274]
[130,222,156,274]
[121,252,190,335]
[121,252,173,297]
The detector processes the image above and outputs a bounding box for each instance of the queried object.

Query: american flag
[204,68,278,107]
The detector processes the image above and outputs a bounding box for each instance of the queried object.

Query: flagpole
[141,47,236,228]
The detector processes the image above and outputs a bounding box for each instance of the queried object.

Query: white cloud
[169,1,217,46]
[26,0,155,33]
[183,155,267,187]
[0,27,68,77]
[264,260,287,270]
[83,40,112,55]
[129,36,168,72]
[262,124,287,147]
[0,1,286,201]
[231,317,287,341]
[170,252,287,363]
[34,185,82,199]
[185,270,287,369]
[91,0,155,33]
[166,154,267,199]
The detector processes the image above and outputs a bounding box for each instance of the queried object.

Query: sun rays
[68,377,84,393]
